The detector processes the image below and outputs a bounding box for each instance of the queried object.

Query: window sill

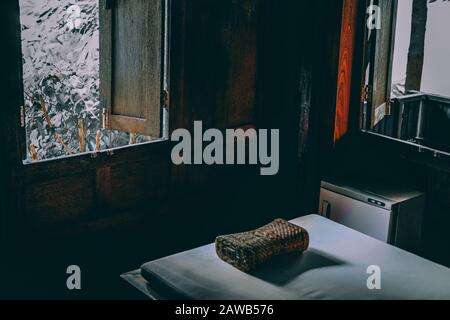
[14,138,171,183]
[359,130,450,172]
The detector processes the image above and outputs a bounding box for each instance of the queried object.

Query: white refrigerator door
[319,188,393,243]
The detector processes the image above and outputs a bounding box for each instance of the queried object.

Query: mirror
[364,0,450,155]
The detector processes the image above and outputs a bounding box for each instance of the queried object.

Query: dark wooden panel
[370,0,397,127]
[312,0,344,157]
[179,0,223,130]
[101,0,163,136]
[427,170,450,222]
[99,0,112,127]
[95,166,112,216]
[215,0,258,128]
[2,0,25,242]
[168,0,258,193]
[113,0,162,118]
[174,0,258,131]
[334,0,359,141]
[14,141,170,184]
[109,158,169,212]
[24,174,95,230]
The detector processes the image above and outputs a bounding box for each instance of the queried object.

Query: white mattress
[122,215,450,300]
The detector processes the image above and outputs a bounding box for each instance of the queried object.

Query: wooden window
[334,0,359,141]
[100,0,167,137]
[18,0,168,162]
[363,0,398,128]
[361,0,450,157]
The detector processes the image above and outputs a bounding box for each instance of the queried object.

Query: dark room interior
[1,0,450,302]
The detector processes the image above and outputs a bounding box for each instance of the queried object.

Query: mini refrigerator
[319,179,426,253]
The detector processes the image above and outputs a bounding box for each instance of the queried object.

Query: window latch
[385,99,392,116]
[20,105,25,128]
[163,90,170,109]
[361,85,371,103]
[102,108,109,129]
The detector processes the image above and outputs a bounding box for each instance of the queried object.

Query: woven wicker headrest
[215,219,309,272]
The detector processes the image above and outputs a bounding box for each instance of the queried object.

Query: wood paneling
[21,155,170,235]
[168,0,261,192]
[1,0,25,242]
[100,0,163,136]
[24,174,95,230]
[95,166,112,216]
[215,0,257,128]
[312,0,344,157]
[109,159,169,212]
[2,0,388,297]
[370,0,397,127]
[4,0,323,246]
[334,0,359,142]
[173,0,259,131]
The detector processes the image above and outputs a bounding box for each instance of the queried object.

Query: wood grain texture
[312,0,344,156]
[2,0,26,242]
[95,166,112,217]
[166,0,261,197]
[109,160,169,212]
[101,0,163,136]
[215,0,258,128]
[173,0,259,131]
[370,0,397,127]
[99,0,112,126]
[334,0,359,142]
[24,174,95,230]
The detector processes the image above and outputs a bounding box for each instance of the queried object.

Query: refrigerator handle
[321,200,331,219]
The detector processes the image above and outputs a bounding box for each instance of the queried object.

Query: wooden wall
[5,0,261,239]
[0,0,350,298]
[334,0,359,142]
[0,0,359,298]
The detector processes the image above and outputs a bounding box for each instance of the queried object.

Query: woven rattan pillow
[215,218,309,272]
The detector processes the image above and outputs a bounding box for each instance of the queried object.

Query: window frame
[357,0,450,163]
[16,0,172,167]
[100,0,166,137]
[361,0,398,130]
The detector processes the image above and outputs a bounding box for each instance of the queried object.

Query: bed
[121,214,450,300]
